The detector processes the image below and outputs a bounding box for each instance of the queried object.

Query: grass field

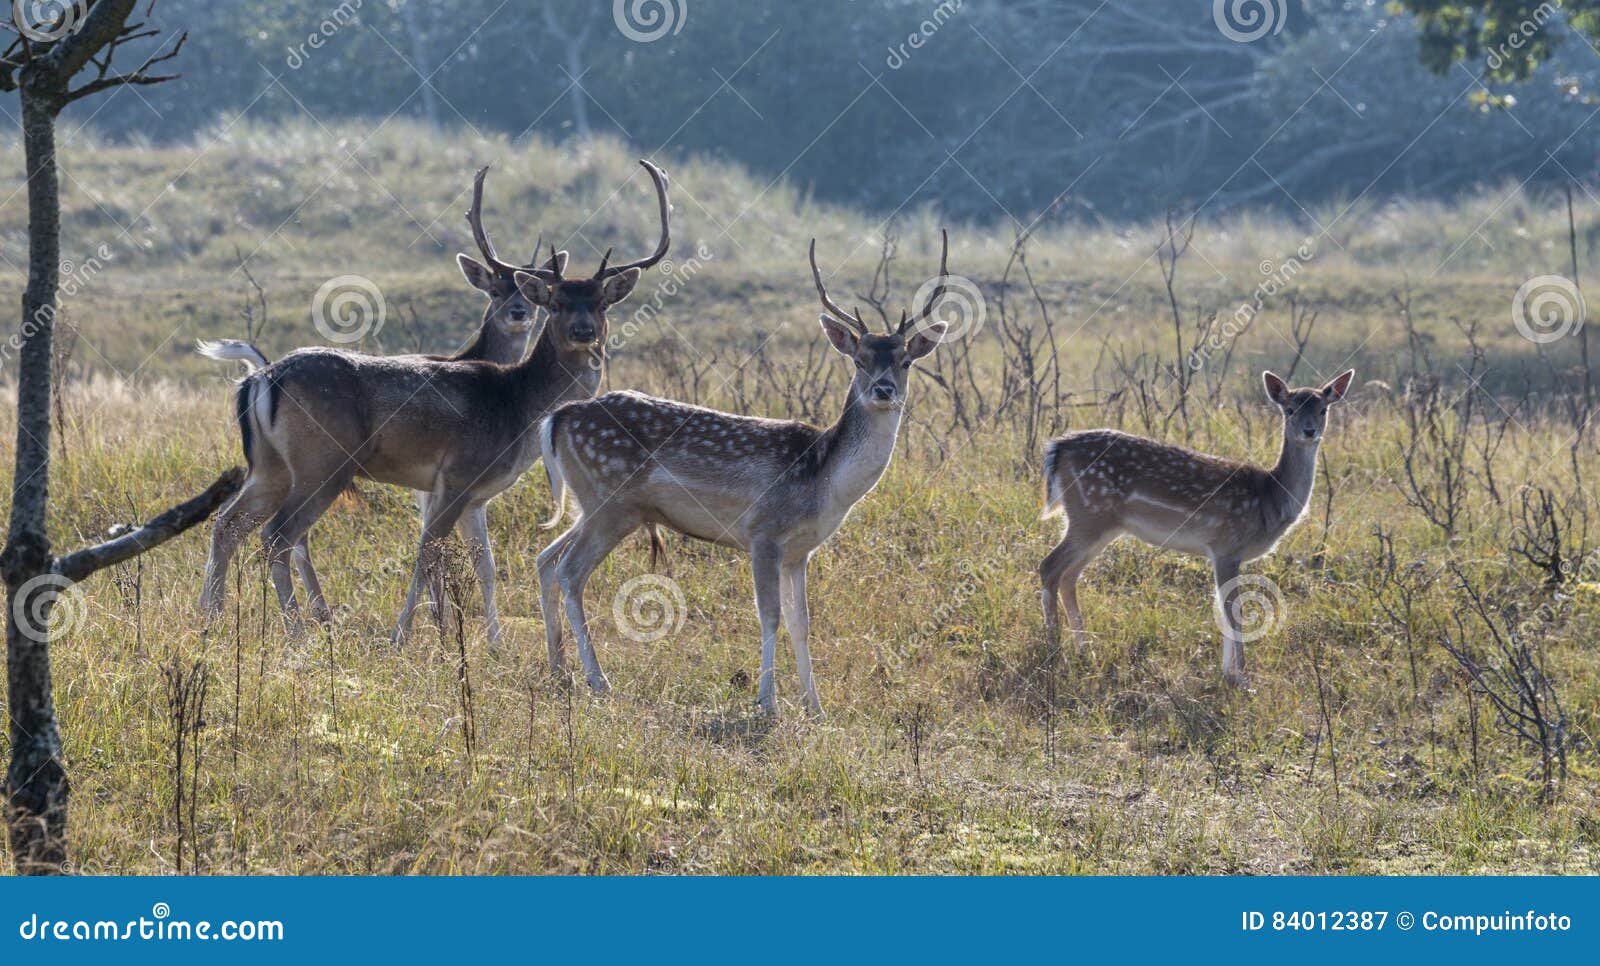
[1,121,1597,874]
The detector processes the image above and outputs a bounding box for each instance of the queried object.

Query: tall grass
[0,121,1596,874]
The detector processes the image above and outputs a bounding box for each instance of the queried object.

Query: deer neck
[817,386,904,507]
[509,326,602,421]
[1268,428,1321,523]
[455,316,531,365]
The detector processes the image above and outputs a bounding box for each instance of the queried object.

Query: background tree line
[40,0,1598,223]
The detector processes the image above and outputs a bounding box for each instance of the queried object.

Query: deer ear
[545,249,570,275]
[601,267,642,305]
[457,254,496,293]
[1322,368,1356,403]
[905,322,947,360]
[513,270,554,307]
[819,314,859,356]
[1262,371,1290,406]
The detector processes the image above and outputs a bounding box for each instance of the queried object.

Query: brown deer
[197,165,570,636]
[535,233,953,717]
[201,166,567,371]
[1039,369,1355,687]
[199,160,671,648]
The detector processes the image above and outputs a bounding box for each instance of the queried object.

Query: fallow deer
[199,160,672,649]
[201,166,566,371]
[1038,369,1355,687]
[197,165,570,633]
[535,233,954,717]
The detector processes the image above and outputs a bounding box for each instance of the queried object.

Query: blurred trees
[52,0,1600,220]
[1395,0,1600,80]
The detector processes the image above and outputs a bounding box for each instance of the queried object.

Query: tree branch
[54,467,242,583]
[36,0,142,78]
[65,28,184,103]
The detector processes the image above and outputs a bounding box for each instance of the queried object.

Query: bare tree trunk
[2,84,69,875]
[399,1,441,129]
[542,1,594,144]
[2,0,208,873]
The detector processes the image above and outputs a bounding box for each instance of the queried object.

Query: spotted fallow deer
[1039,369,1355,687]
[199,167,570,628]
[198,160,671,648]
[535,233,954,717]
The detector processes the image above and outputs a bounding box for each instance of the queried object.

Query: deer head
[810,231,950,411]
[460,165,570,341]
[512,160,671,355]
[1263,368,1355,444]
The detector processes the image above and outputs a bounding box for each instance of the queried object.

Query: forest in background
[25,0,1597,221]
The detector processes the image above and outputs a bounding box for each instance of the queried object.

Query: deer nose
[871,383,896,402]
[1302,427,1317,439]
[508,307,530,322]
[570,324,596,343]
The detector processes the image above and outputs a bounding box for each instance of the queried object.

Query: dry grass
[0,121,1597,874]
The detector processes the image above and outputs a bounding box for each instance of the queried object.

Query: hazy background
[38,0,1599,221]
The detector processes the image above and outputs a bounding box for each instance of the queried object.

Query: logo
[613,0,686,43]
[311,274,386,343]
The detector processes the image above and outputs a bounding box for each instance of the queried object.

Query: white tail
[534,232,953,717]
[198,161,670,649]
[538,413,568,531]
[197,338,270,370]
[1039,368,1355,687]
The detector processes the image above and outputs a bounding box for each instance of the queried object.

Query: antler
[466,165,520,277]
[466,165,564,280]
[595,160,671,278]
[897,228,949,335]
[809,239,869,335]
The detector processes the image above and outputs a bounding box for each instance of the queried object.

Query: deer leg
[1212,556,1249,688]
[780,558,821,719]
[537,526,579,677]
[456,503,502,652]
[555,515,637,694]
[752,542,784,717]
[200,472,284,618]
[263,476,348,637]
[393,492,469,647]
[293,538,333,624]
[1039,526,1109,653]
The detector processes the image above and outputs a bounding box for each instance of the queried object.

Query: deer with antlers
[1038,369,1355,687]
[198,160,671,647]
[198,167,569,628]
[201,166,567,372]
[535,233,954,717]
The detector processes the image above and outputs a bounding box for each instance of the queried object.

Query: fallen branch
[55,467,243,583]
